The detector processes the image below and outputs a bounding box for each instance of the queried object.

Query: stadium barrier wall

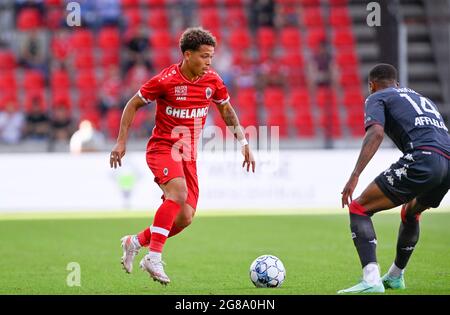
[1,150,449,213]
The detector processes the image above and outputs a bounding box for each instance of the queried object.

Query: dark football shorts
[375,149,450,208]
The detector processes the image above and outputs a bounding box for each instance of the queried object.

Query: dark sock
[395,213,420,269]
[350,213,378,268]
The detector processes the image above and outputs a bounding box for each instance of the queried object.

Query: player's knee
[169,190,188,205]
[349,200,370,216]
[401,204,422,223]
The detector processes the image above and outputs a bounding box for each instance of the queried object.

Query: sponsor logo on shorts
[394,167,408,180]
[163,168,169,176]
[386,175,394,186]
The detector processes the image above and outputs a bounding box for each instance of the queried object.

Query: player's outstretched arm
[216,101,255,173]
[110,94,147,169]
[341,124,384,207]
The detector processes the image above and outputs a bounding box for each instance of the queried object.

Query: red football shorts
[146,147,199,210]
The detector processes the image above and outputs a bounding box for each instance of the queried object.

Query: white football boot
[120,235,140,273]
[139,254,171,285]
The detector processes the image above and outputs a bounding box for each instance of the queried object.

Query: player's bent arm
[351,124,385,177]
[116,94,147,144]
[216,101,246,143]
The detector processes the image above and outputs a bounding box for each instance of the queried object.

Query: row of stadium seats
[1,0,365,141]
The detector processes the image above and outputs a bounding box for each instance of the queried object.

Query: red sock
[349,200,369,216]
[149,199,181,253]
[137,227,151,247]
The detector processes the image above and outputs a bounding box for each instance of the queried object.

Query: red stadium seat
[300,0,321,6]
[223,0,242,6]
[77,92,99,111]
[335,50,358,68]
[339,70,361,88]
[45,0,63,5]
[71,29,94,50]
[316,87,337,109]
[263,88,289,137]
[319,103,342,138]
[51,34,70,60]
[24,89,47,112]
[330,7,352,27]
[0,71,16,95]
[280,52,306,86]
[226,7,248,28]
[121,0,139,7]
[51,89,72,109]
[46,8,64,30]
[50,69,70,90]
[235,88,258,128]
[302,7,323,27]
[101,51,120,68]
[347,110,365,137]
[105,108,122,139]
[257,27,276,51]
[149,30,173,49]
[17,8,42,30]
[289,89,315,137]
[74,51,95,69]
[330,0,349,6]
[199,8,221,30]
[143,0,168,7]
[343,88,365,110]
[123,7,141,28]
[79,108,101,128]
[0,51,16,70]
[198,0,217,6]
[75,70,97,92]
[280,27,302,51]
[148,9,169,30]
[98,27,121,50]
[23,70,45,90]
[228,28,251,50]
[332,28,355,48]
[152,53,172,72]
[306,28,325,50]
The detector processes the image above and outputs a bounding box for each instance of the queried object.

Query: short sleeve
[364,94,385,131]
[138,76,163,104]
[212,76,230,105]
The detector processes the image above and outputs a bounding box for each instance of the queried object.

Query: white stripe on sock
[150,225,170,237]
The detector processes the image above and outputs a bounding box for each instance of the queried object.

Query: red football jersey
[138,63,230,159]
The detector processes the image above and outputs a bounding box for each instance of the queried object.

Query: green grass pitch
[0,212,449,295]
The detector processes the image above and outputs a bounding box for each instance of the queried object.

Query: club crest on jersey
[205,87,212,99]
[175,85,188,100]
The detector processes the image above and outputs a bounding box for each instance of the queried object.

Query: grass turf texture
[0,212,449,294]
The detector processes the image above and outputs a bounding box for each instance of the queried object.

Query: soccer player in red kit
[110,27,255,285]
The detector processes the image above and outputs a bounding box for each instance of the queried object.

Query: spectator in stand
[123,60,151,102]
[70,120,105,153]
[0,103,25,144]
[249,0,275,31]
[312,40,335,89]
[23,98,50,140]
[123,27,152,74]
[99,65,122,114]
[19,30,48,77]
[50,106,73,142]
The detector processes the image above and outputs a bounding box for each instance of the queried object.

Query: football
[249,255,286,288]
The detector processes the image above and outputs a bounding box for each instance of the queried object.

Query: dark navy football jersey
[364,87,450,154]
